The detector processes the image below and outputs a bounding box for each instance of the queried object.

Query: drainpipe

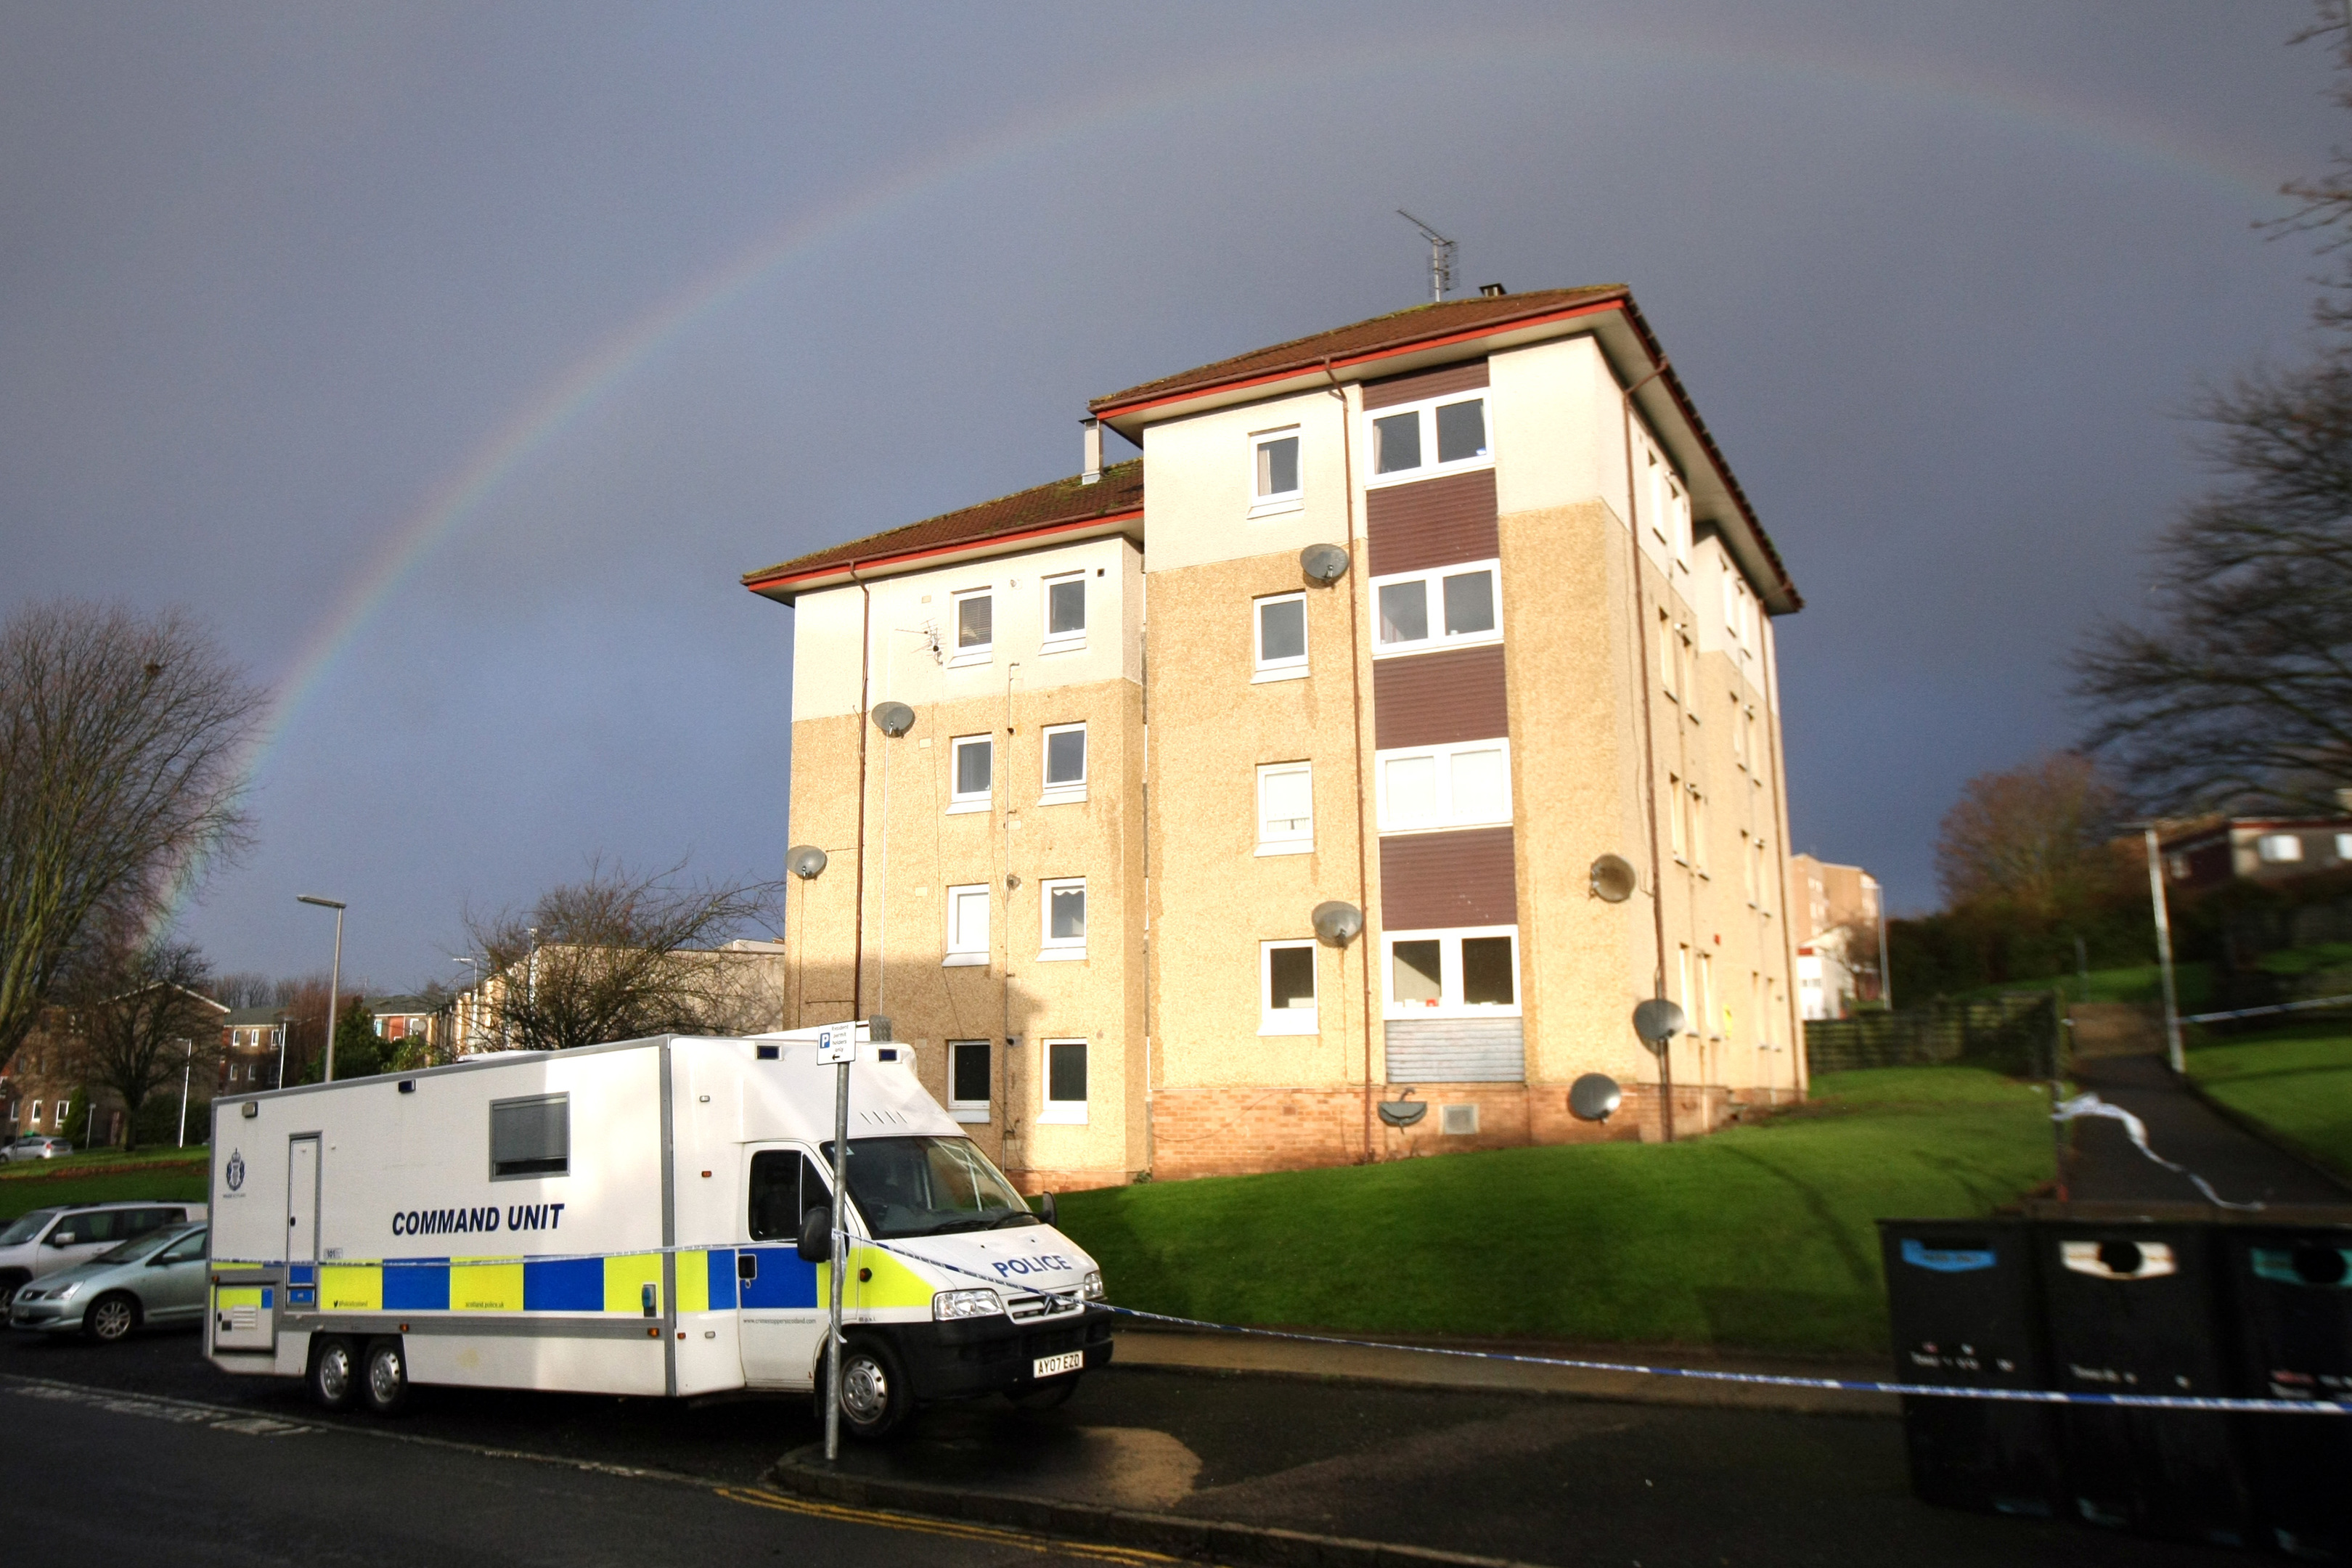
[1620,357,1675,1142]
[1323,356,1377,1161]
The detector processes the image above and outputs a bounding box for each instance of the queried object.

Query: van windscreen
[821,1137,1034,1240]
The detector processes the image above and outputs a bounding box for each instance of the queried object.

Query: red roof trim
[743,508,1143,595]
[1090,298,1627,421]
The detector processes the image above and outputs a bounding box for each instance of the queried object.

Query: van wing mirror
[797,1205,831,1265]
[1034,1191,1058,1227]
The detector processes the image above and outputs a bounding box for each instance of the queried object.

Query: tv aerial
[1397,210,1457,303]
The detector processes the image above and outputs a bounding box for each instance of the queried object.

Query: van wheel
[308,1335,359,1410]
[1005,1373,1079,1411]
[362,1337,410,1415]
[84,1292,140,1343]
[835,1337,912,1440]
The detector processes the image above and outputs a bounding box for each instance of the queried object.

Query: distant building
[2160,817,2352,892]
[1788,853,1882,1020]
[363,995,438,1045]
[219,1004,290,1093]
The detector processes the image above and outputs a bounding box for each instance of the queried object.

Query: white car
[0,1201,205,1305]
[0,1135,73,1162]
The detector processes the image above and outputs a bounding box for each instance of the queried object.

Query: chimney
[1081,417,1103,486]
[1479,282,1507,298]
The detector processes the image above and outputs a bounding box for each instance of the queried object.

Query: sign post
[816,1024,857,1461]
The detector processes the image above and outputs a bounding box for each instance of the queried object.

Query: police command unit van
[205,1026,1110,1437]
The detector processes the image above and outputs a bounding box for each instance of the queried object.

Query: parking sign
[815,1026,856,1065]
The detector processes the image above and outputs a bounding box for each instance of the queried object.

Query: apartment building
[745,286,1805,1189]
[1787,854,1885,1020]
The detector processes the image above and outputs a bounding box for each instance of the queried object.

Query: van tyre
[835,1336,911,1441]
[308,1335,359,1411]
[362,1337,410,1416]
[83,1292,139,1344]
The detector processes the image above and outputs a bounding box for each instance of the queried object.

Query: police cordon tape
[2184,992,2352,1025]
[2051,1091,2264,1211]
[849,1233,2351,1418]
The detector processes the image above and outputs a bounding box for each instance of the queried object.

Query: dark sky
[4,2,2340,988]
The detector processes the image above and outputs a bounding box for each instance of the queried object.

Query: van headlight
[1080,1270,1104,1301]
[931,1288,1004,1321]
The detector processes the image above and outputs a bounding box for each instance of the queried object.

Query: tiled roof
[742,460,1143,595]
[223,1004,287,1025]
[1089,287,1629,415]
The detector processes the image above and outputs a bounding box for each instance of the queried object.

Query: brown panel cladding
[1374,645,1508,750]
[1361,358,1490,410]
[1380,828,1517,928]
[1365,469,1499,577]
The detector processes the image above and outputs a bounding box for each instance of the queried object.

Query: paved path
[2065,1050,2348,1206]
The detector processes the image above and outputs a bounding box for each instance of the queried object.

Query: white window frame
[944,883,990,968]
[1252,592,1310,683]
[1039,722,1087,806]
[1249,425,1304,518]
[1363,391,1493,489]
[1374,740,1512,834]
[1257,761,1315,855]
[2337,833,2352,862]
[947,733,993,815]
[1261,939,1320,1034]
[947,1039,991,1124]
[1689,785,1707,875]
[2258,833,2304,864]
[1037,876,1087,961]
[1039,1038,1089,1124]
[1369,559,1503,658]
[1040,571,1087,654]
[1380,925,1522,1020]
[948,587,994,668]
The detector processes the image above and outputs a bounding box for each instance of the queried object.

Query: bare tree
[1936,753,2127,920]
[462,857,782,1052]
[0,601,264,1062]
[65,936,222,1151]
[211,971,280,1010]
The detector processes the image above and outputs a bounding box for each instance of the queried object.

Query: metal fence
[1803,991,2059,1076]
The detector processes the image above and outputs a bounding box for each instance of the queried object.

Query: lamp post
[175,1037,193,1148]
[297,895,346,1082]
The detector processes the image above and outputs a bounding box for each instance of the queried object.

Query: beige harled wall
[1140,389,1353,576]
[783,536,1148,1188]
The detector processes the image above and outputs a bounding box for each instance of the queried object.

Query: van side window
[747,1150,828,1241]
[490,1094,569,1179]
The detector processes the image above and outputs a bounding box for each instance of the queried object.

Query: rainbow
[162,22,2300,936]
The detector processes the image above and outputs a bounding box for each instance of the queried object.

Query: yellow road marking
[713,1485,1196,1566]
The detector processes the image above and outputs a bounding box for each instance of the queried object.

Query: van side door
[737,1146,829,1389]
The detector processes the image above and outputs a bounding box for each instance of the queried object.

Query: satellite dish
[1568,1073,1622,1122]
[1299,544,1352,586]
[1312,900,1363,945]
[870,701,915,737]
[1632,997,1685,1048]
[1589,854,1637,903]
[785,845,828,881]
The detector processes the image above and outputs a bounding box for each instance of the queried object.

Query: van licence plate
[1032,1351,1084,1379]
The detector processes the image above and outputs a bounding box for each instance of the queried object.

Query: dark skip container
[2219,1222,2352,1560]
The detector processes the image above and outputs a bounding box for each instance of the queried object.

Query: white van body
[204,1028,1110,1415]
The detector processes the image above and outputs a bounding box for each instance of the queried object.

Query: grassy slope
[2186,1026,2352,1181]
[1959,961,2213,1008]
[0,1159,208,1220]
[1057,1067,2053,1355]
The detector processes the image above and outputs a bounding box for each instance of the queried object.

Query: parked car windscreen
[0,1209,60,1246]
[822,1135,1038,1238]
[93,1229,181,1266]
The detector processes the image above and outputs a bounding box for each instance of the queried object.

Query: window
[944,884,990,966]
[1041,1040,1088,1123]
[1254,592,1308,680]
[1667,775,1686,860]
[948,734,993,814]
[1383,928,1520,1017]
[1689,786,1707,874]
[1658,610,1677,701]
[1740,830,1755,901]
[1042,572,1086,651]
[1251,428,1302,515]
[2168,852,2192,881]
[26,1101,38,1130]
[1262,940,1319,1034]
[1371,560,1502,656]
[2338,833,2352,862]
[1699,952,1718,1038]
[1368,394,1490,484]
[947,1040,991,1123]
[1039,877,1086,959]
[1040,722,1087,804]
[2259,833,2304,864]
[1257,762,1314,853]
[1376,741,1511,832]
[747,1149,828,1241]
[490,1094,568,1180]
[1677,946,1694,1033]
[950,589,993,666]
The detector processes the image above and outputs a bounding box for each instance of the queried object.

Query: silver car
[0,1200,205,1304]
[0,1135,72,1162]
[8,1223,210,1341]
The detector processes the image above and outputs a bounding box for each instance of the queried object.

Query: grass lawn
[0,1143,210,1181]
[2186,1025,2352,1182]
[1959,961,2213,1009]
[1055,1066,2054,1357]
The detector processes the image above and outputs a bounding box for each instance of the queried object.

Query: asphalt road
[0,1324,2248,1568]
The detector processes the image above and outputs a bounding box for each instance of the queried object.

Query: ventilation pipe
[1081,417,1103,485]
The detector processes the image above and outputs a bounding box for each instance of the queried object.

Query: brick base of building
[1143,1079,1802,1181]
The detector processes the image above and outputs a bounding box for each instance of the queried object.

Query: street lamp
[297,895,346,1082]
